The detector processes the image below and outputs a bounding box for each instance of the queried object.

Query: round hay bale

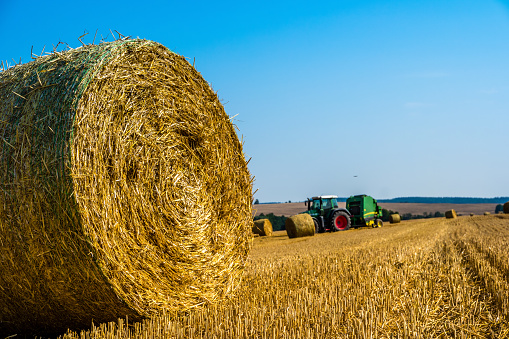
[285,214,315,238]
[470,213,475,217]
[504,201,509,214]
[389,214,401,224]
[445,209,457,219]
[253,218,273,236]
[484,212,491,216]
[0,39,252,336]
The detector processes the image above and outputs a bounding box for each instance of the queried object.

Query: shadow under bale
[0,39,252,336]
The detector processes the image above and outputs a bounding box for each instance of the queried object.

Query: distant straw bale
[389,214,401,224]
[0,39,252,336]
[253,219,273,236]
[504,202,509,214]
[445,209,457,219]
[484,212,491,216]
[285,214,315,238]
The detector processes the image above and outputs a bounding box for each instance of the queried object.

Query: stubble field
[58,215,509,338]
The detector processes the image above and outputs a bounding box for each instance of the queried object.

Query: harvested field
[253,202,309,216]
[254,202,501,217]
[53,215,509,338]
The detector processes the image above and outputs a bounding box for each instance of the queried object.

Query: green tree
[495,204,503,213]
[254,199,259,205]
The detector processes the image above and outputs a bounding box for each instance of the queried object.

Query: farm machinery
[303,194,383,233]
[346,194,384,228]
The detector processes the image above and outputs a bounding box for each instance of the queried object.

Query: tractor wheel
[313,218,322,233]
[375,219,383,228]
[331,211,351,231]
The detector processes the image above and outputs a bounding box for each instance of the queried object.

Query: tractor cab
[306,195,339,215]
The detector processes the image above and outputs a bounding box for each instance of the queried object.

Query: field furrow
[452,218,509,325]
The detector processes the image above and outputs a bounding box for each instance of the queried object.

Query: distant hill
[376,197,509,204]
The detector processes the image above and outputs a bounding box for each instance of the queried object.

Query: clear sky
[1,0,508,202]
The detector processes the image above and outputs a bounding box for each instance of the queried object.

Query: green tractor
[303,195,352,233]
[303,194,383,233]
[346,194,383,228]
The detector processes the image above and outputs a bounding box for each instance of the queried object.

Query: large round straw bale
[504,202,509,214]
[253,218,273,236]
[445,209,457,219]
[389,214,401,224]
[0,39,252,336]
[285,213,315,238]
[484,212,491,216]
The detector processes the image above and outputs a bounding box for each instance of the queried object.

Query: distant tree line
[400,211,445,220]
[381,208,444,221]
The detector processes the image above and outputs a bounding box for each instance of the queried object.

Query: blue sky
[1,0,508,202]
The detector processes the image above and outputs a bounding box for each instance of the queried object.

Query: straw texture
[253,219,273,236]
[445,210,457,219]
[285,214,315,238]
[389,214,401,224]
[0,39,252,336]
